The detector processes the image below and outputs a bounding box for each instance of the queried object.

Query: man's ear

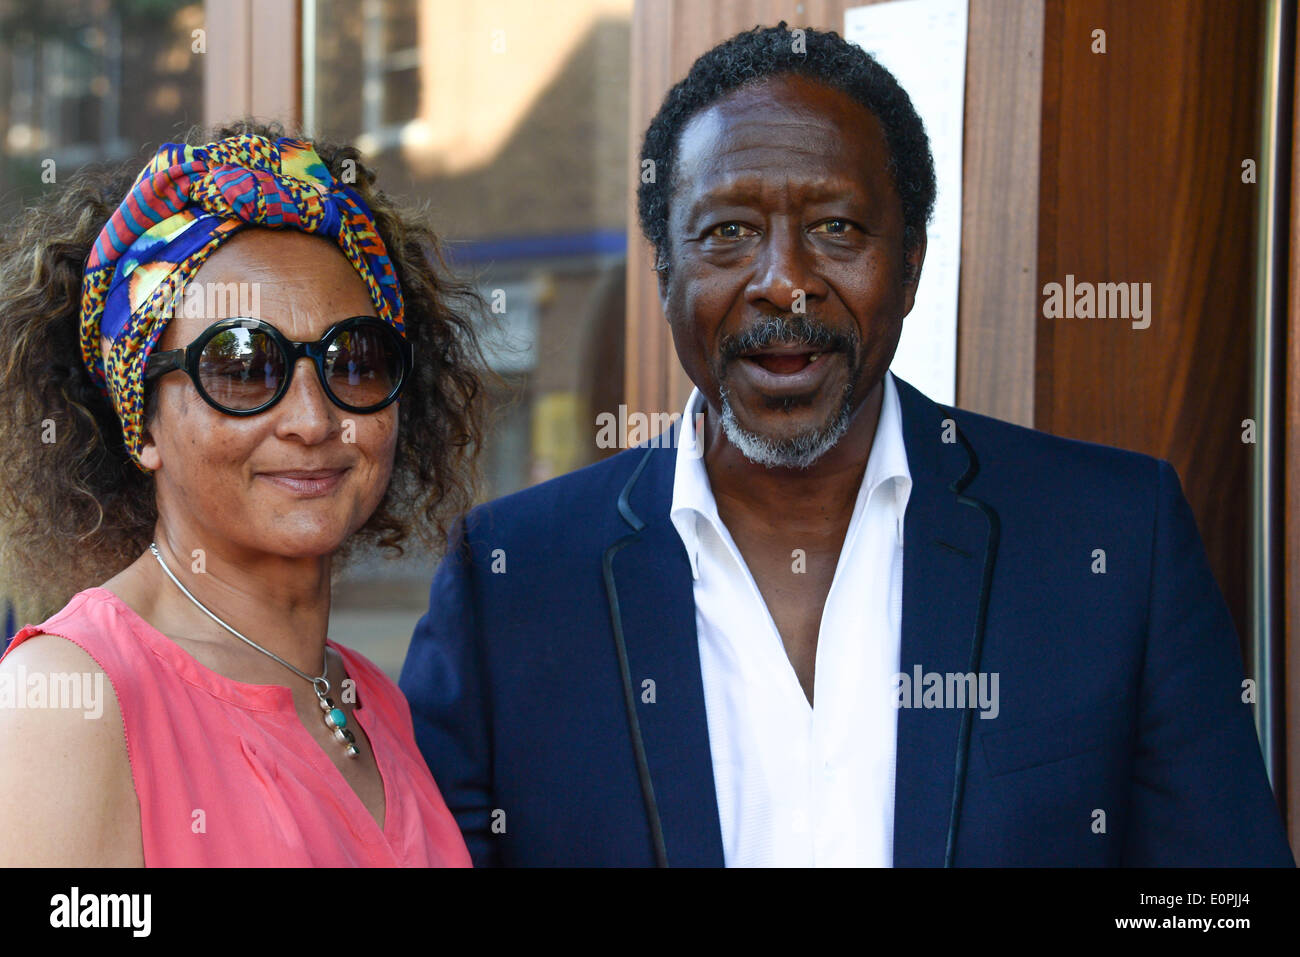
[655,253,670,305]
[902,231,928,316]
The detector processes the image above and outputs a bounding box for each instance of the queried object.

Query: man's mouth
[739,346,829,375]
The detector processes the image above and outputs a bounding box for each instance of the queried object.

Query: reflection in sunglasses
[148,317,409,416]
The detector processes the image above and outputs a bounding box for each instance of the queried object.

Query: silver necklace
[149,542,360,758]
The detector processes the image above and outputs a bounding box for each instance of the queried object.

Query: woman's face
[128,229,399,559]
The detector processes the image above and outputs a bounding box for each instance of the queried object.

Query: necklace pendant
[339,728,360,758]
[315,692,360,757]
[324,706,348,732]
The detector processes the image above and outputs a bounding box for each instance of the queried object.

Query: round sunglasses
[144,316,414,416]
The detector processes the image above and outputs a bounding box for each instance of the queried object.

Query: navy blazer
[399,376,1295,866]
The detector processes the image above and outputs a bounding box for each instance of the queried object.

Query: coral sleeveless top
[2,588,471,867]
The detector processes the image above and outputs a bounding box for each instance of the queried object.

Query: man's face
[660,74,924,468]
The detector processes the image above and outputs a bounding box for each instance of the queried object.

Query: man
[400,23,1294,866]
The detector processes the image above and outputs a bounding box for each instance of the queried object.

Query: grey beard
[717,383,853,470]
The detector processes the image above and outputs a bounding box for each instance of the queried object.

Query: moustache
[718,315,859,363]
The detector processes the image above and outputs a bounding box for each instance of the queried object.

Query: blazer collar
[602,374,1000,867]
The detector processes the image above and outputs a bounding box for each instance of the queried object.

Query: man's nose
[744,222,827,312]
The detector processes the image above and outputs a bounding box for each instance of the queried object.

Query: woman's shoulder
[0,597,142,865]
[1,586,168,738]
[0,588,132,755]
[4,587,161,683]
[1,621,107,682]
[7,587,137,653]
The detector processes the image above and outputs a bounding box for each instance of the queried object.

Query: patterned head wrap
[78,134,406,471]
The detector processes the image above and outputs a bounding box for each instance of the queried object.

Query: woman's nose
[272,357,340,443]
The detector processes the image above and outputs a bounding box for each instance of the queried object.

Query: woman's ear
[138,425,163,473]
[138,392,163,472]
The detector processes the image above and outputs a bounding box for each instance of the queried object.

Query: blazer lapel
[891,377,1002,867]
[601,430,725,867]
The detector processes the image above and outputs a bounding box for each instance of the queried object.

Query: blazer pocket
[979,697,1132,777]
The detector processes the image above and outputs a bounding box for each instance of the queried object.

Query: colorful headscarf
[79,134,406,471]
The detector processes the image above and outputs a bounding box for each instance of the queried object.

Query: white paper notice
[844,0,968,406]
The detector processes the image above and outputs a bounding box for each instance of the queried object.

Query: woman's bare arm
[0,634,143,866]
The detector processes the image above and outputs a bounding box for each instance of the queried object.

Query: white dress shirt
[669,370,912,867]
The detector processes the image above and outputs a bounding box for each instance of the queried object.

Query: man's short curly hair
[0,120,488,622]
[637,22,937,274]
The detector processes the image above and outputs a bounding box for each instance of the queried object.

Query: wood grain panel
[1036,0,1262,643]
[250,0,300,130]
[202,0,300,129]
[959,0,1043,425]
[202,0,252,126]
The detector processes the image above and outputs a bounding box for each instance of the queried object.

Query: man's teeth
[808,353,820,362]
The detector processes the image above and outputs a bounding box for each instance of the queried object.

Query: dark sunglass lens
[197,328,284,410]
[324,326,402,407]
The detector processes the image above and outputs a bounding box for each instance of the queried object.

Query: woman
[0,122,481,866]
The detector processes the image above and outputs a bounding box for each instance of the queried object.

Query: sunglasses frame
[144,316,414,417]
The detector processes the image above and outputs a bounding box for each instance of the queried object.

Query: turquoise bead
[327,708,347,731]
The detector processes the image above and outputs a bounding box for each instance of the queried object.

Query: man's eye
[708,222,756,239]
[812,219,857,235]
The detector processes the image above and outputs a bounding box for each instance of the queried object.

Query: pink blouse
[2,587,471,867]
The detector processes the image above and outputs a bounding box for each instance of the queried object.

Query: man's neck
[701,378,885,533]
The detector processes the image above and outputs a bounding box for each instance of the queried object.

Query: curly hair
[0,119,489,622]
[637,22,937,276]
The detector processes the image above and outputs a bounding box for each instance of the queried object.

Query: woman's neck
[109,530,335,679]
